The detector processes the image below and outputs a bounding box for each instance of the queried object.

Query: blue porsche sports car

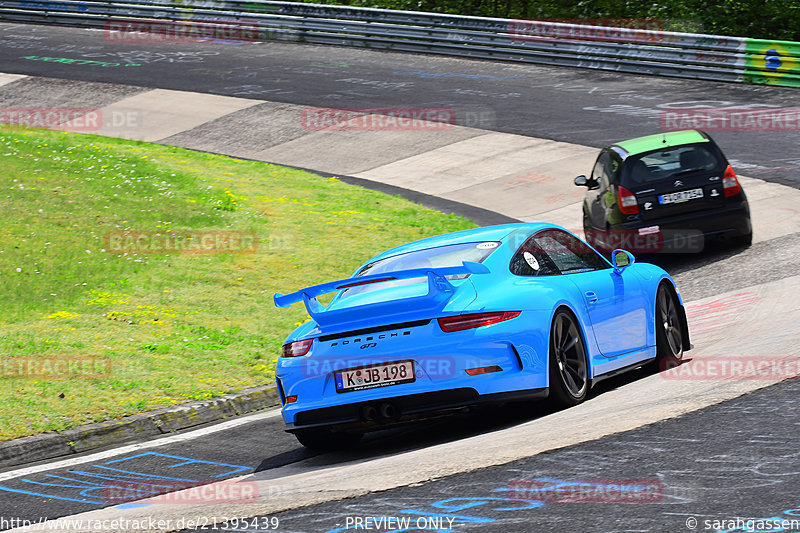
[274,223,690,449]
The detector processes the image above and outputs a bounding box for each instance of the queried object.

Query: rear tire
[548,310,589,408]
[655,284,684,372]
[294,428,363,450]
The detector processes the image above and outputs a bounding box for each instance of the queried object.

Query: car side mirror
[574,175,599,189]
[612,249,635,275]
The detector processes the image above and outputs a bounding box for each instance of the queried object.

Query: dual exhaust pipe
[361,402,399,422]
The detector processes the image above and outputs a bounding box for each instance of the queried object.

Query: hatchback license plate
[659,188,703,204]
[335,360,415,393]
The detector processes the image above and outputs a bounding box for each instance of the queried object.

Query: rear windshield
[345,241,499,297]
[623,143,724,186]
[357,241,499,277]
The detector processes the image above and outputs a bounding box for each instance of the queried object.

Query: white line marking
[0,408,282,482]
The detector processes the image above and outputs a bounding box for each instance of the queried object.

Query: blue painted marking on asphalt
[430,496,543,512]
[105,452,249,477]
[0,485,101,504]
[24,474,116,500]
[400,509,494,524]
[0,452,251,504]
[84,465,196,482]
[20,476,100,490]
[495,476,652,496]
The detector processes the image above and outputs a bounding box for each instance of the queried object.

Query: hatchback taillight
[617,186,639,214]
[438,311,520,332]
[723,165,741,197]
[282,339,313,357]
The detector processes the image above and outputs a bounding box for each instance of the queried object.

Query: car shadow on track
[296,363,668,466]
[254,447,318,472]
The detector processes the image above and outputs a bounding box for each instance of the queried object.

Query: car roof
[611,130,710,158]
[362,222,554,265]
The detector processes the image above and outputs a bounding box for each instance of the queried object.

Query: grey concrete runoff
[0,385,279,470]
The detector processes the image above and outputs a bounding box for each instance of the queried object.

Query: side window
[509,236,560,277]
[532,230,610,274]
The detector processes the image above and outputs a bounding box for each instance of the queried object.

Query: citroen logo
[674,180,684,188]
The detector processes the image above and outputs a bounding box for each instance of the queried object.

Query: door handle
[585,291,598,304]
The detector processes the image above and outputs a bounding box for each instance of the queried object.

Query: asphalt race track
[1,20,799,533]
[1,23,800,187]
[243,379,800,533]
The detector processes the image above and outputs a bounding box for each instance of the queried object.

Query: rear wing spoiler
[273,261,490,325]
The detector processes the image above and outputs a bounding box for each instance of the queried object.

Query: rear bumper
[595,200,751,253]
[277,310,552,431]
[284,386,548,432]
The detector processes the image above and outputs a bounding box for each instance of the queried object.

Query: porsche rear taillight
[723,165,741,197]
[282,339,313,357]
[617,186,639,215]
[438,311,520,332]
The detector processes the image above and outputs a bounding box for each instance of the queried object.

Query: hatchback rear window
[623,143,724,186]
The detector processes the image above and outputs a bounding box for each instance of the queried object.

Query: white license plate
[335,360,415,393]
[658,188,703,204]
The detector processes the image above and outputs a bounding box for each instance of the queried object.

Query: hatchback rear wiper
[671,167,705,177]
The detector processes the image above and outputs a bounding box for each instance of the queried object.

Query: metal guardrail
[1,0,798,87]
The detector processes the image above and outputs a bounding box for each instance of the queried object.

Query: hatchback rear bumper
[589,199,751,253]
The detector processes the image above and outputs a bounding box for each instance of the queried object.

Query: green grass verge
[0,126,476,440]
